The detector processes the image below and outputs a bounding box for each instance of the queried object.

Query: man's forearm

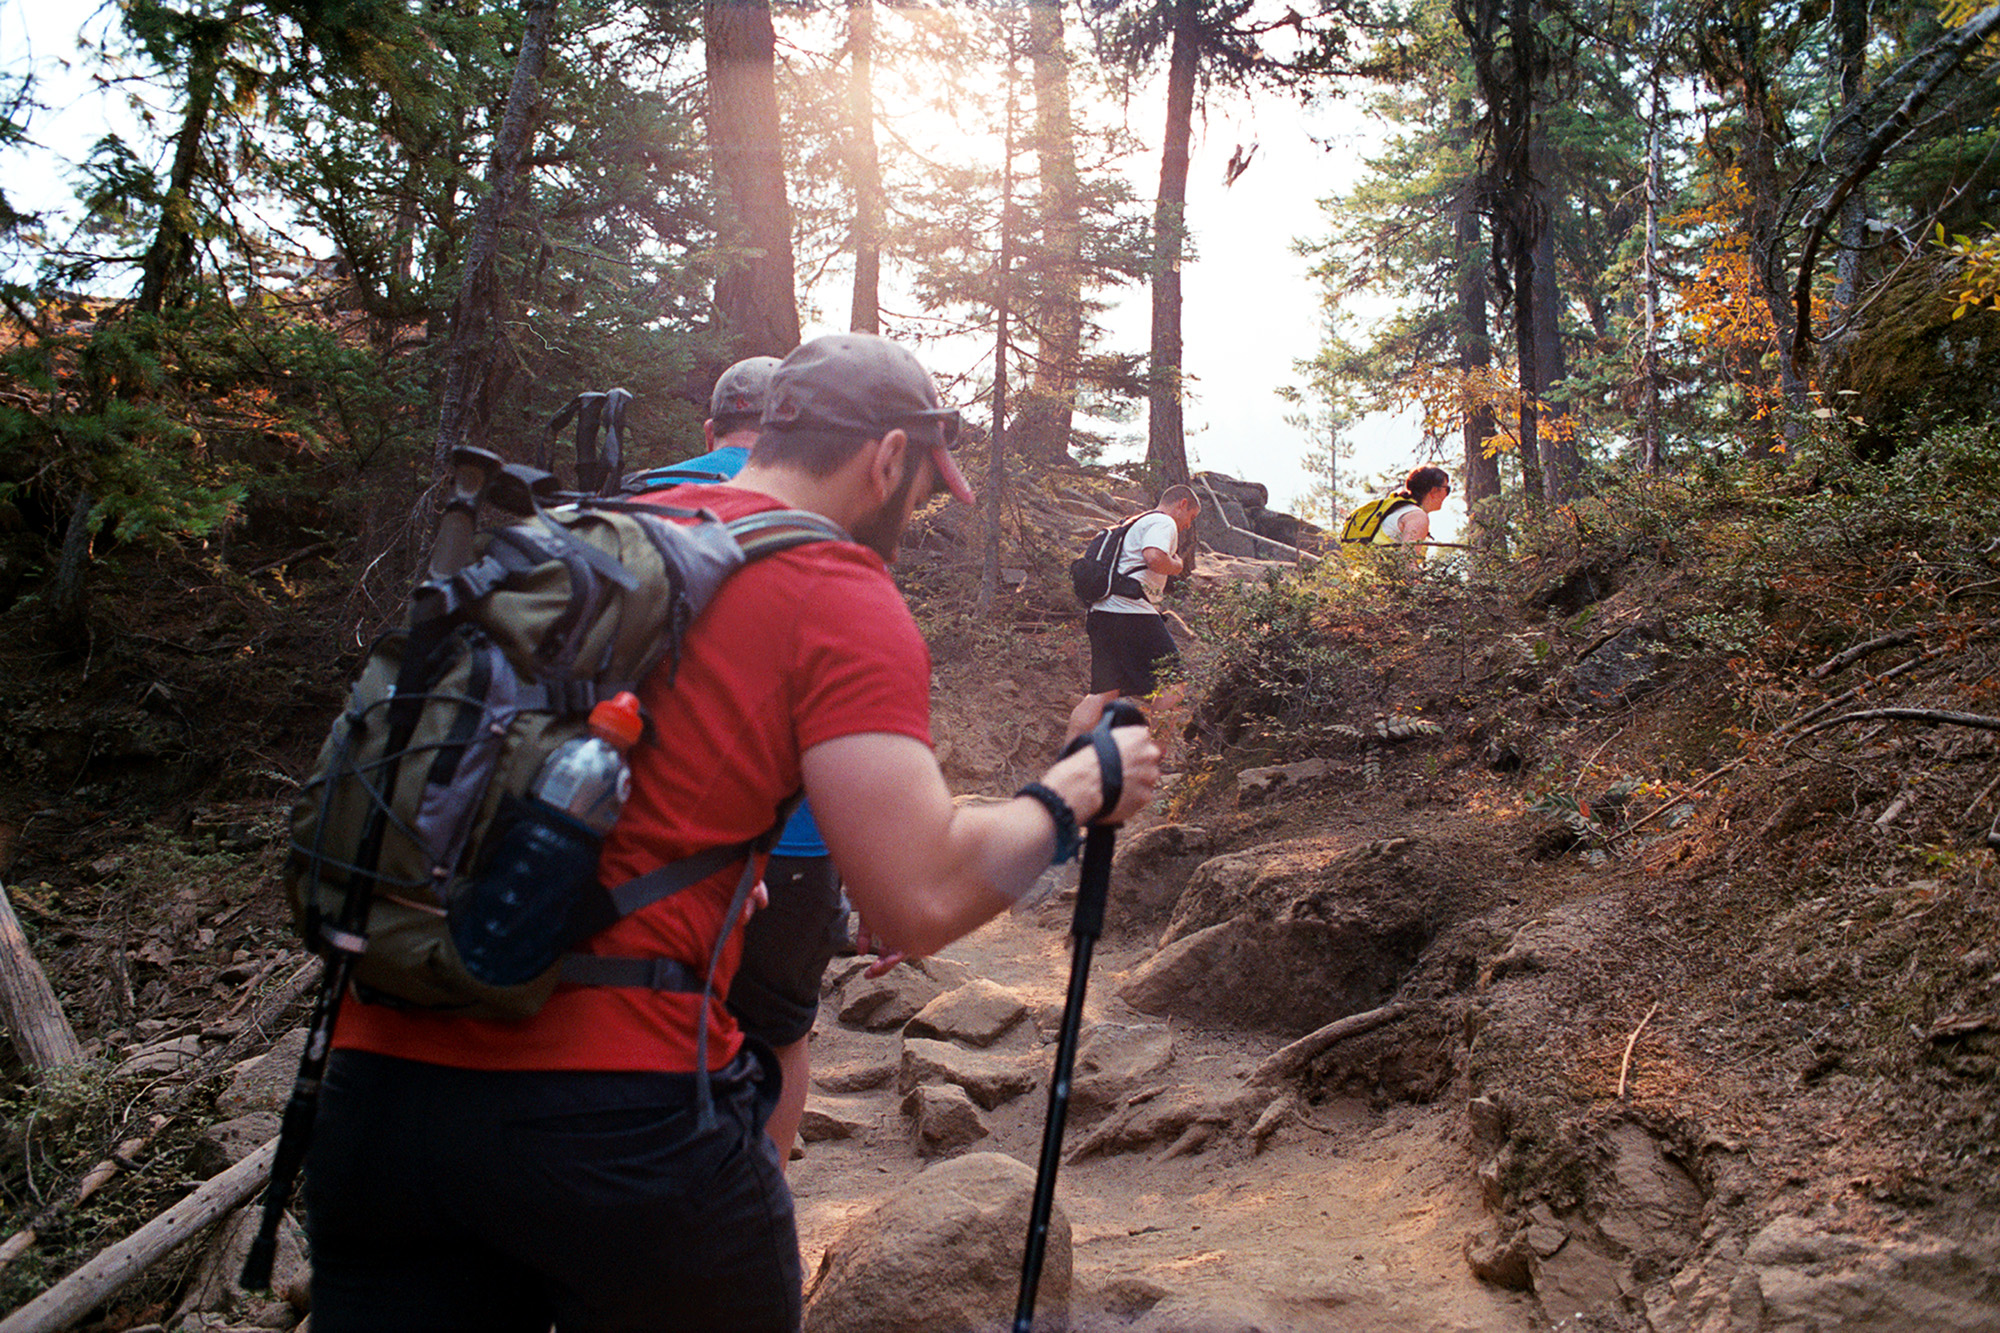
[804,729,1150,958]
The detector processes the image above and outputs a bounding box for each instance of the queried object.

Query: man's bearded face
[848,440,933,562]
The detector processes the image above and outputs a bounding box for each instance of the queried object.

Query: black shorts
[726,854,844,1048]
[306,1047,799,1332]
[1087,609,1180,696]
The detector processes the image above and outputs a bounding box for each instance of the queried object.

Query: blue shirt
[655,443,747,482]
[772,801,828,858]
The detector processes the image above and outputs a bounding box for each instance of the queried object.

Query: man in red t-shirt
[305,333,1161,1333]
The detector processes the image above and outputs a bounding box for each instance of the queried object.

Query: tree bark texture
[1831,0,1870,317]
[1456,0,1546,504]
[1146,0,1198,487]
[845,0,883,335]
[1452,118,1502,545]
[47,491,94,653]
[1699,14,1807,456]
[431,0,556,480]
[707,0,801,362]
[1531,216,1576,501]
[1013,0,1083,465]
[0,883,84,1073]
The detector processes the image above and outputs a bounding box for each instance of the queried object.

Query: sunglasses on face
[882,408,961,450]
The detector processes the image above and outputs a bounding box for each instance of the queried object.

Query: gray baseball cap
[709,355,781,420]
[761,333,976,506]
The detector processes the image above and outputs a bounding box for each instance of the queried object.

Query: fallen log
[1247,1003,1414,1088]
[0,1119,167,1274]
[0,880,83,1072]
[0,1137,276,1333]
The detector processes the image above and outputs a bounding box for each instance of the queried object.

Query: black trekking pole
[1013,699,1146,1333]
[241,446,499,1290]
[556,391,607,496]
[597,387,631,495]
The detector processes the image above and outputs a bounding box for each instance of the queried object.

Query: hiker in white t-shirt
[1065,484,1201,744]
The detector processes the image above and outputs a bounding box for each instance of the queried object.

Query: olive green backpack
[287,469,844,1022]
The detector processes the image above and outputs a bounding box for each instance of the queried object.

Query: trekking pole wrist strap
[1016,782,1081,867]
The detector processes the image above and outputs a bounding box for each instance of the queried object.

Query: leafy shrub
[1194,564,1375,753]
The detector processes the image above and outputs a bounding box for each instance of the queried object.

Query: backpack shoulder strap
[554,510,846,949]
[727,508,852,558]
[622,465,733,493]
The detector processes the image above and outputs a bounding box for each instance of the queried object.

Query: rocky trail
[788,868,1541,1333]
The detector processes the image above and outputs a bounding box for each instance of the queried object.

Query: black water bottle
[451,691,643,986]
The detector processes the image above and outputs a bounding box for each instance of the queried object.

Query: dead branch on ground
[0,1138,276,1333]
[1617,1001,1661,1100]
[1788,708,2000,740]
[1247,1003,1414,1088]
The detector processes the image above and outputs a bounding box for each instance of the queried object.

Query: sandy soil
[788,909,1543,1333]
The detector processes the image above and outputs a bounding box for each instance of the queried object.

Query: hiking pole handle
[598,388,632,495]
[428,447,501,583]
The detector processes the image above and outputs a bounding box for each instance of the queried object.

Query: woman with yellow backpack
[1338,465,1452,552]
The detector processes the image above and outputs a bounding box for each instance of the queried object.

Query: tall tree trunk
[136,0,246,314]
[706,0,801,361]
[1531,201,1577,501]
[1458,0,1546,504]
[1831,0,1870,316]
[47,491,95,654]
[430,0,556,482]
[1454,93,1502,547]
[981,36,1019,618]
[1641,19,1665,473]
[1510,238,1544,503]
[1712,15,1806,458]
[1146,0,1197,488]
[1500,0,1546,503]
[846,0,883,334]
[1013,0,1082,465]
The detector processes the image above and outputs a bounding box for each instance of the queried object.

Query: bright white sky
[884,74,1457,538]
[1,0,1458,537]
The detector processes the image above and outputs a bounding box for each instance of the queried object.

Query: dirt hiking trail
[790,900,1541,1333]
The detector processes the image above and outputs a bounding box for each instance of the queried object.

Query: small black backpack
[1069,516,1148,604]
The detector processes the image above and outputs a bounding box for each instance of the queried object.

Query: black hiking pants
[305,1046,799,1332]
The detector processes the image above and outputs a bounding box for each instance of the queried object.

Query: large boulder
[1071,1022,1175,1113]
[1105,824,1211,935]
[217,1029,309,1116]
[1124,835,1510,1035]
[170,1205,309,1329]
[804,1152,1069,1333]
[901,1083,990,1156]
[837,969,945,1032]
[1641,1216,2000,1333]
[1118,918,1391,1035]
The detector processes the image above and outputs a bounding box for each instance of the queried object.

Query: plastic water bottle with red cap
[450,691,644,986]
